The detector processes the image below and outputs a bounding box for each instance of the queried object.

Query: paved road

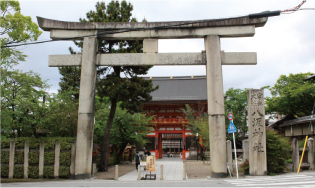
[3,171,315,187]
[225,171,315,187]
[119,157,185,181]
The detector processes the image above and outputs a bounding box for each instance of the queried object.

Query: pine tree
[58,1,158,171]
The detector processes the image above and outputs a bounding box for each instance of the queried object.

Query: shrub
[29,152,39,164]
[239,159,249,175]
[266,129,291,174]
[59,166,70,178]
[28,166,39,179]
[1,166,9,178]
[1,151,9,163]
[44,152,55,165]
[15,151,24,164]
[13,166,24,178]
[43,166,54,178]
[60,152,71,166]
[109,156,116,166]
[1,138,10,148]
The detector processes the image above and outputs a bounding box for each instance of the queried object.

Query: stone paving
[119,157,186,181]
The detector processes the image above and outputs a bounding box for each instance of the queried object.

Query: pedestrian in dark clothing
[135,151,140,171]
[145,149,151,156]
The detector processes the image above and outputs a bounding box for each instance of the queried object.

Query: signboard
[140,161,147,166]
[228,121,237,133]
[228,113,234,121]
[146,156,155,172]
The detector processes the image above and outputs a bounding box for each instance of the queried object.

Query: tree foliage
[181,104,209,150]
[0,0,42,68]
[1,69,49,138]
[94,97,152,163]
[266,129,291,174]
[266,72,315,118]
[224,88,249,142]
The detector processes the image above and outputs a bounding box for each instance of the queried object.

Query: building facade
[143,76,207,159]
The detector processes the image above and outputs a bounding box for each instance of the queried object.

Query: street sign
[228,113,234,121]
[228,121,237,133]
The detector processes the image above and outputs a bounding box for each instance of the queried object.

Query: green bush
[44,152,55,165]
[60,152,71,166]
[59,166,70,178]
[43,166,54,178]
[29,152,39,164]
[299,139,307,148]
[1,138,10,148]
[15,151,24,164]
[239,159,249,175]
[1,166,9,177]
[1,151,9,163]
[108,156,116,166]
[13,166,24,178]
[28,166,39,179]
[266,129,291,174]
[59,138,75,150]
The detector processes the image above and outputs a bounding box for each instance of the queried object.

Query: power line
[2,0,314,48]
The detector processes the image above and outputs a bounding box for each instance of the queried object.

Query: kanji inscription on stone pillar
[247,89,267,175]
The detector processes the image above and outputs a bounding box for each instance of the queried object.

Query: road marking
[226,175,315,187]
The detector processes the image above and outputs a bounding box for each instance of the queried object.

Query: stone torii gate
[37,15,268,179]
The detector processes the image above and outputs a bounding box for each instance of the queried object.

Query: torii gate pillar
[75,37,97,179]
[205,35,227,177]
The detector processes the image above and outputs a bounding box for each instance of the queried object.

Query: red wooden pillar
[155,129,158,158]
[182,130,186,159]
[158,133,163,158]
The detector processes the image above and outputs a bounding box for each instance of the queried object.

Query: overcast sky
[15,0,315,96]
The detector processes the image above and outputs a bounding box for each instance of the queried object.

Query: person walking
[135,151,140,171]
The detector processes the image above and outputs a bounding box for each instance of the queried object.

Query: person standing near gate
[145,149,151,156]
[135,151,140,171]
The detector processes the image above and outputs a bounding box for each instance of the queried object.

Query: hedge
[1,151,9,163]
[59,166,70,178]
[29,152,39,164]
[1,166,9,178]
[0,137,75,179]
[44,152,55,165]
[44,166,54,178]
[0,137,76,150]
[15,151,24,164]
[28,166,39,179]
[13,166,24,178]
[60,152,71,166]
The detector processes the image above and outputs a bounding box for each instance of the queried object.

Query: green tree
[58,47,81,100]
[181,104,209,150]
[266,72,315,118]
[45,91,79,137]
[64,1,158,171]
[1,69,49,138]
[1,0,42,68]
[224,88,249,142]
[94,97,152,163]
[266,129,291,174]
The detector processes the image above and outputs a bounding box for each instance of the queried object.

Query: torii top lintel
[37,16,268,40]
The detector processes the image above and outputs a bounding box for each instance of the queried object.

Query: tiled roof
[144,76,207,101]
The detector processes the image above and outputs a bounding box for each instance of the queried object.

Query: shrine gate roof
[37,16,267,31]
[144,76,207,101]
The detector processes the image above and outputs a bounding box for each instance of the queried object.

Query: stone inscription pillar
[204,35,227,178]
[247,89,267,175]
[75,36,97,179]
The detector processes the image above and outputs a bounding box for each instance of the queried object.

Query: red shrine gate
[142,76,207,159]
